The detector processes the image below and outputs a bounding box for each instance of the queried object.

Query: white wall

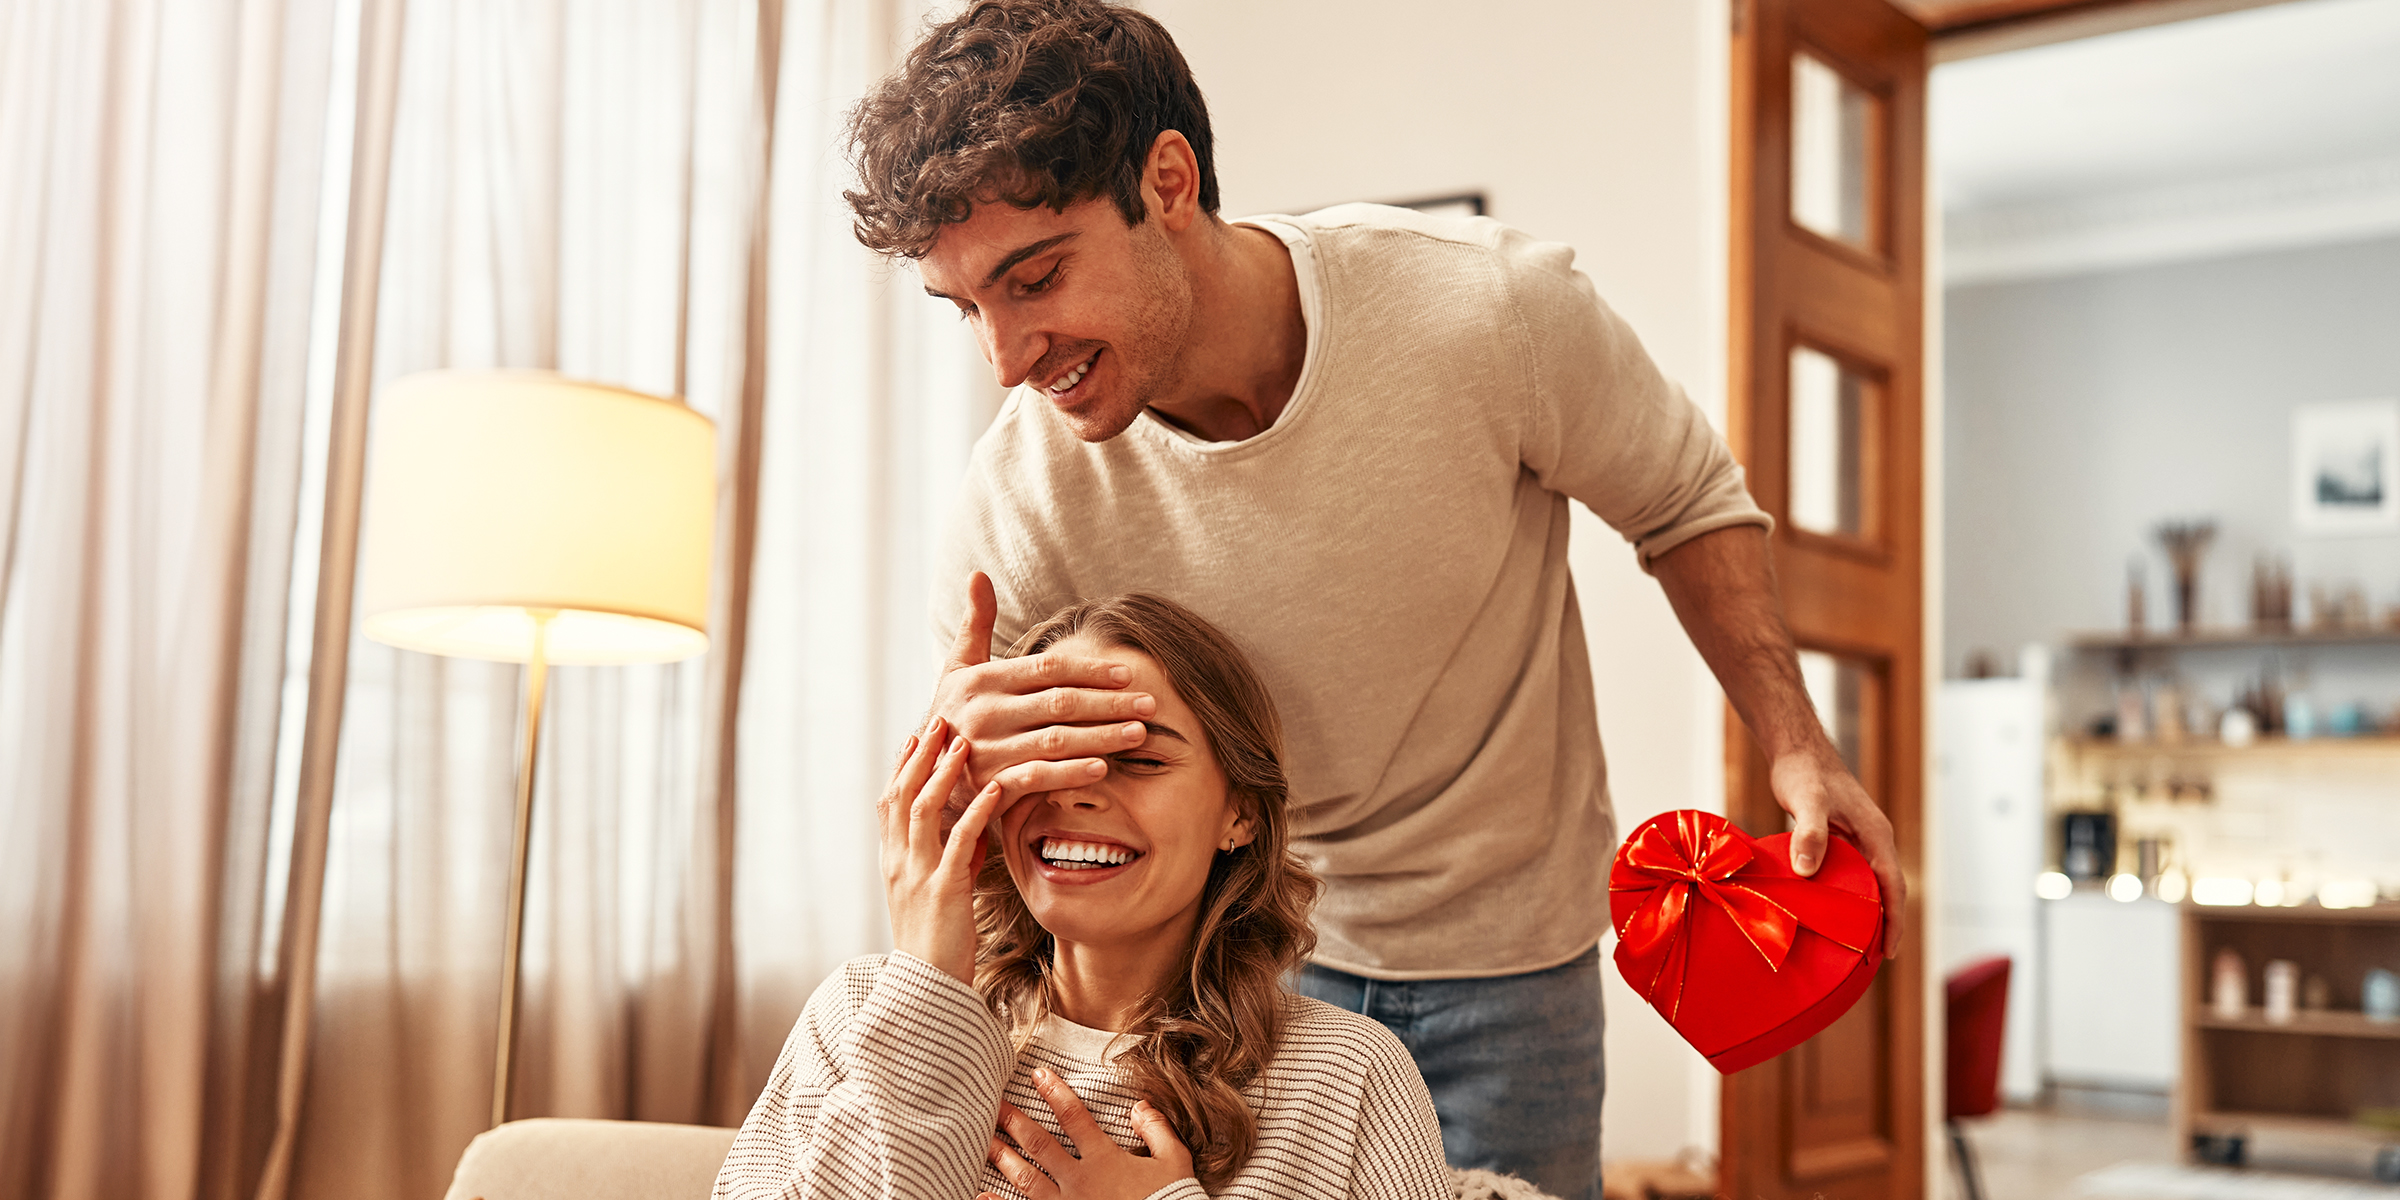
[1943,234,2400,682]
[1142,0,1733,1165]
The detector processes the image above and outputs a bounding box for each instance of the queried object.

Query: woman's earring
[1223,837,1235,852]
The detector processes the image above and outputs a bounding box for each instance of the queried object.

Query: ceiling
[1931,0,2400,211]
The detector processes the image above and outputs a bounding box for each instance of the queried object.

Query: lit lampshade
[358,370,715,664]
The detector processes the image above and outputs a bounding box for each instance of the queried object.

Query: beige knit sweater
[937,204,1769,979]
[712,952,1453,1200]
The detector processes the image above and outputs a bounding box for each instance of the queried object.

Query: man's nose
[980,310,1047,391]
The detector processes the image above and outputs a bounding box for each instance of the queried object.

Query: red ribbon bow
[1610,811,1879,1022]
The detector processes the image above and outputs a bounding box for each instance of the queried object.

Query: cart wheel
[2190,1132,2246,1167]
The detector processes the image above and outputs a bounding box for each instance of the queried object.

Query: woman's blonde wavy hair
[973,593,1320,1188]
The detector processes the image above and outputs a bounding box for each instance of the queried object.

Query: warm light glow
[2035,872,2074,900]
[2155,869,2188,904]
[358,371,716,664]
[2191,877,2254,906]
[2320,879,2376,910]
[2255,878,2287,907]
[2107,873,2144,903]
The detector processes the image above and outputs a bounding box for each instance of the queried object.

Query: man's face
[917,194,1193,443]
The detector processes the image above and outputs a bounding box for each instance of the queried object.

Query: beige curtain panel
[0,1,991,1199]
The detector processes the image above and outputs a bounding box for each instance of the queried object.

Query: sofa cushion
[442,1118,737,1200]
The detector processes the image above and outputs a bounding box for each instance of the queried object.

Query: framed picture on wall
[2292,398,2400,534]
[1387,193,1487,219]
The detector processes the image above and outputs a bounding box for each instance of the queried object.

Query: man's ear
[1144,130,1203,234]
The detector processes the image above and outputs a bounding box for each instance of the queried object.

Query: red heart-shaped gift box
[1609,810,1884,1074]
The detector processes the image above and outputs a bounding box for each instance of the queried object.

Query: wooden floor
[1953,1091,2179,1197]
[1949,1088,2400,1198]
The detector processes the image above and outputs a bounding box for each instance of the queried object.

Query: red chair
[1945,956,2012,1200]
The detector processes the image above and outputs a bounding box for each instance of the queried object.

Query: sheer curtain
[279,3,762,1196]
[0,0,992,1198]
[733,0,998,1093]
[0,2,341,1199]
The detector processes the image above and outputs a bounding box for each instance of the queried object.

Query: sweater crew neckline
[1033,1013,1144,1065]
[1129,216,1324,459]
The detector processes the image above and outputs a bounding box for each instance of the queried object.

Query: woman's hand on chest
[980,1067,1198,1200]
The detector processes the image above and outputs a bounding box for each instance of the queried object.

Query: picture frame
[1389,192,1487,219]
[2291,398,2400,535]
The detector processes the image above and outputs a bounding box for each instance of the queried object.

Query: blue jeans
[1294,947,1604,1200]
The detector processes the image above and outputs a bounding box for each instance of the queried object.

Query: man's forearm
[1651,524,1906,951]
[1649,525,1831,763]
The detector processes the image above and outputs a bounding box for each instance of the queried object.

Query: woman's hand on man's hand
[878,718,1006,984]
[930,572,1157,824]
[979,1069,1197,1200]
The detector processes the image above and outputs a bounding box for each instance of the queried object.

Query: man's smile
[1044,348,1099,397]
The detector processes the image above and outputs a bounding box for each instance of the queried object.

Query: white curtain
[1,0,992,1195]
[0,2,341,1199]
[733,0,997,1088]
[283,3,772,1198]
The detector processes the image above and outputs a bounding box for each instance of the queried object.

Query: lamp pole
[492,608,557,1128]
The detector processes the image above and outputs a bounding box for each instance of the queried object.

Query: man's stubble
[1062,218,1194,444]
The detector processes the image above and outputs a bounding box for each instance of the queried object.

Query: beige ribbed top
[937,204,1769,978]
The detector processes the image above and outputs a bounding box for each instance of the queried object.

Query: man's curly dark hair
[843,0,1221,259]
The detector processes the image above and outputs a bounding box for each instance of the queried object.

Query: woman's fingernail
[1794,852,1818,872]
[901,735,919,758]
[1032,1066,1051,1083]
[1133,694,1156,716]
[947,738,970,758]
[1085,760,1107,777]
[1122,721,1146,740]
[1109,665,1131,684]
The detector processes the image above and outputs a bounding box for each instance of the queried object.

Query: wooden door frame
[1724,0,1929,1196]
[1721,1,2309,1195]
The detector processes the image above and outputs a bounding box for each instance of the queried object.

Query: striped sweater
[714,951,1454,1200]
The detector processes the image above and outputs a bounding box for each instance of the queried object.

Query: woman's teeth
[1047,354,1094,396]
[1039,837,1137,870]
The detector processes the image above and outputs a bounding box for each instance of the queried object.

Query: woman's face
[996,633,1248,952]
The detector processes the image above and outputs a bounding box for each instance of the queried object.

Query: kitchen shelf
[2179,906,2400,1172]
[2196,1008,2400,1040]
[2191,1111,2400,1149]
[2186,903,2400,926]
[2070,628,2400,652]
[2058,735,2400,762]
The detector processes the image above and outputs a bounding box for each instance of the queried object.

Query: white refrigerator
[1935,673,2047,1103]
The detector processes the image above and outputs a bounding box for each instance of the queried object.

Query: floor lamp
[356,370,716,1129]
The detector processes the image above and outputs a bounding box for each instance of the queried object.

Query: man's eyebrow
[1140,721,1190,745]
[980,233,1078,287]
[922,233,1078,302]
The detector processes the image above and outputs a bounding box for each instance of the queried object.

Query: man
[844,3,1904,1197]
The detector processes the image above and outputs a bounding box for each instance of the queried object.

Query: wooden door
[1724,1,1928,1198]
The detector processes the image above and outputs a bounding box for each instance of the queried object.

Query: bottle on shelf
[2263,960,2299,1024]
[2211,949,2247,1020]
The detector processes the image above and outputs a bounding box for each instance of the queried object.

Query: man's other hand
[1769,747,1905,959]
[927,572,1157,820]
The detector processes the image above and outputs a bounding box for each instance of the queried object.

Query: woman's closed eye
[1110,753,1170,774]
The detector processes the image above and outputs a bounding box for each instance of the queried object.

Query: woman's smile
[996,633,1243,945]
[1029,832,1145,883]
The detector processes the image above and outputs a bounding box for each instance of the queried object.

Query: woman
[714,593,1453,1199]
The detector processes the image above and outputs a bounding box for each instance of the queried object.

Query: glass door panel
[1790,51,1878,251]
[1787,344,1876,542]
